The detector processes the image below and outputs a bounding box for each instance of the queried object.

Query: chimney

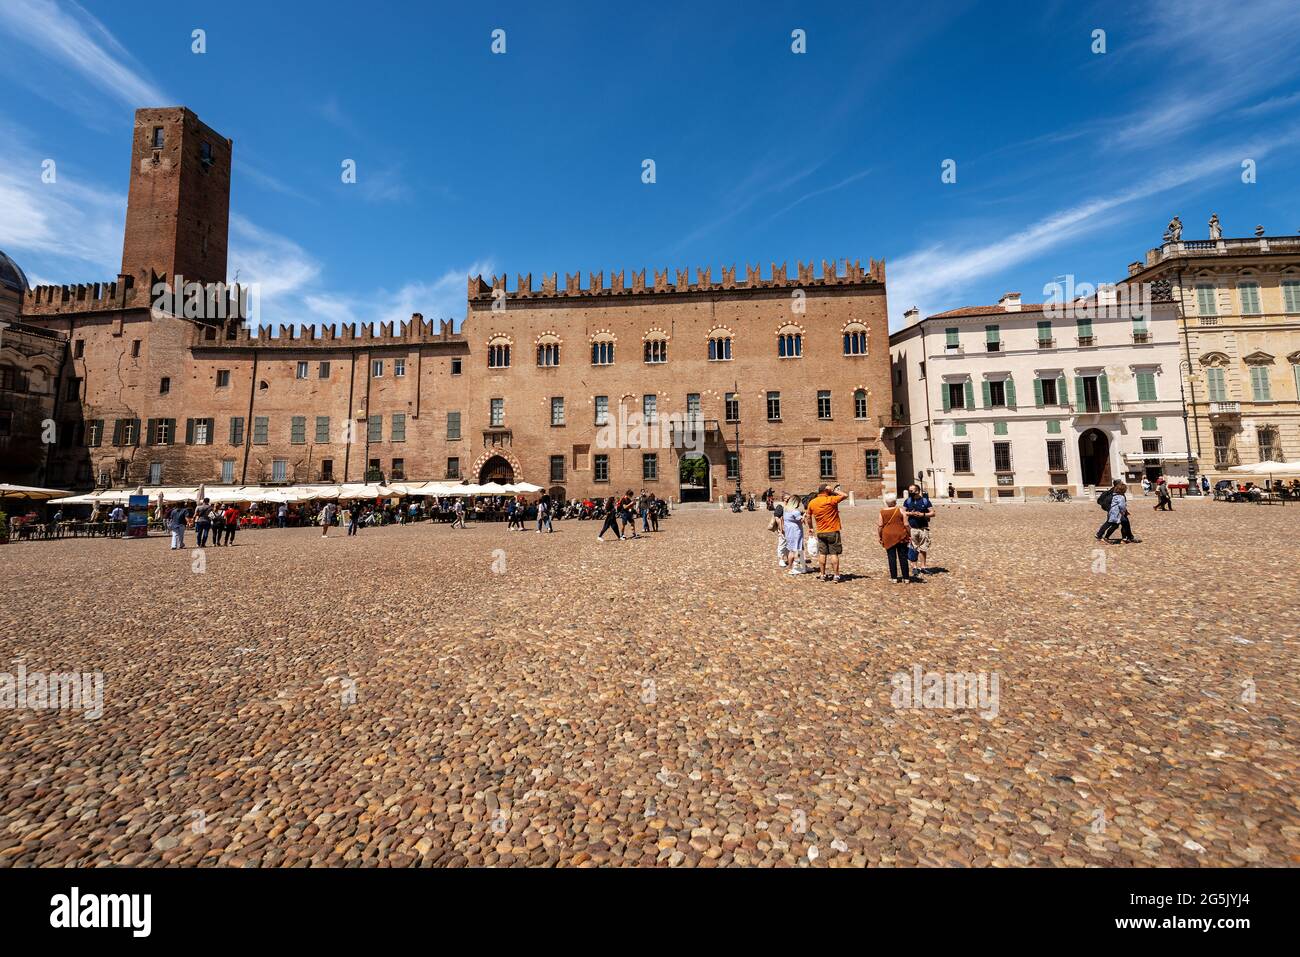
[903,305,921,325]
[998,291,1021,312]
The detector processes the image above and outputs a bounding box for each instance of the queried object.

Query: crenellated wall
[468,258,886,302]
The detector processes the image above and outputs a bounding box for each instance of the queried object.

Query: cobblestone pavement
[1,500,1296,867]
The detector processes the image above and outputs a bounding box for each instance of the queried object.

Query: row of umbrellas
[36,480,544,507]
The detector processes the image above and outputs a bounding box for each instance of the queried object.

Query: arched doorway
[679,453,710,502]
[478,455,514,485]
[1078,429,1111,487]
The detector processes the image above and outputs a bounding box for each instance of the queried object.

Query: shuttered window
[291,416,306,444]
[1206,367,1226,402]
[316,416,330,443]
[1196,284,1217,316]
[368,415,383,443]
[1238,282,1261,315]
[1282,281,1300,314]
[1249,365,1272,400]
[391,413,406,442]
[1136,371,1157,401]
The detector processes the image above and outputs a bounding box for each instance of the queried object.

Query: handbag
[907,545,918,562]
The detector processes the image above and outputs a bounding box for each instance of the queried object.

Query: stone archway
[469,447,523,486]
[1078,428,1111,487]
[478,455,515,485]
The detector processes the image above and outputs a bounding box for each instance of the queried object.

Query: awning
[1227,460,1300,477]
[1121,452,1195,464]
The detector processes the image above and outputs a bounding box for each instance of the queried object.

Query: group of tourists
[596,491,664,541]
[768,483,937,583]
[166,500,242,549]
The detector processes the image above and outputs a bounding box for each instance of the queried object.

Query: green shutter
[1057,375,1068,406]
[1033,378,1044,408]
[1036,320,1051,343]
[1076,318,1093,338]
[1283,281,1300,314]
[946,327,959,347]
[985,324,1000,344]
[1197,285,1217,316]
[1141,416,1157,431]
[185,418,195,444]
[1136,371,1156,401]
[1132,314,1148,333]
[1099,373,1111,411]
[146,418,158,445]
[994,420,1007,436]
[953,422,966,437]
[1005,377,1017,408]
[1294,364,1300,399]
[1239,284,1260,315]
[1046,419,1061,435]
[1250,365,1271,400]
[964,380,975,409]
[1206,367,1225,402]
[981,380,991,408]
[1074,377,1085,409]
[942,384,951,412]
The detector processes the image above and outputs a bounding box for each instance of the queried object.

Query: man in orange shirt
[806,483,848,582]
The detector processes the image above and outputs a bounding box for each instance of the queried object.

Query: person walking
[451,498,466,529]
[597,495,622,541]
[901,483,935,574]
[1200,474,1210,496]
[639,491,651,533]
[1141,476,1152,497]
[1154,477,1174,511]
[348,502,361,535]
[782,495,807,576]
[168,501,192,550]
[806,484,848,582]
[194,498,213,548]
[277,502,288,529]
[1096,481,1139,543]
[320,500,337,537]
[877,491,913,582]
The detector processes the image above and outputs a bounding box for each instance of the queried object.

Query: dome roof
[0,249,30,293]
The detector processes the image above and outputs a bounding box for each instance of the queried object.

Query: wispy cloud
[302,260,495,330]
[0,0,168,107]
[0,117,124,277]
[888,131,1300,325]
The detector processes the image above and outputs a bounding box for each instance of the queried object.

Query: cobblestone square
[1,500,1296,867]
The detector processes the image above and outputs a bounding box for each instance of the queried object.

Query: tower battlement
[468,258,886,302]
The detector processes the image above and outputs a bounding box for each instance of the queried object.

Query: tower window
[201,142,213,167]
[152,127,164,149]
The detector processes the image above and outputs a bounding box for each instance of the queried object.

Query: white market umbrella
[0,483,72,500]
[510,482,543,493]
[1227,461,1300,477]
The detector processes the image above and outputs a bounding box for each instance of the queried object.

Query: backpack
[1097,489,1114,512]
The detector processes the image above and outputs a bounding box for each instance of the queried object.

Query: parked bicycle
[1044,488,1072,502]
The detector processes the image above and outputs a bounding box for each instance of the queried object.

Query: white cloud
[301,260,495,331]
[888,134,1299,326]
[0,0,168,107]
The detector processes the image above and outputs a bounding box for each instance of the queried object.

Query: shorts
[909,527,931,551]
[816,530,842,555]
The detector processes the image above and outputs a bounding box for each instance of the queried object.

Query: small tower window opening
[152,127,165,150]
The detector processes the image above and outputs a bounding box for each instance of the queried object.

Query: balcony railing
[1132,332,1151,344]
[1076,336,1095,347]
[1037,338,1055,349]
[1209,401,1240,415]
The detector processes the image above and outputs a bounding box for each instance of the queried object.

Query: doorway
[1078,428,1111,487]
[478,455,514,485]
[678,453,710,502]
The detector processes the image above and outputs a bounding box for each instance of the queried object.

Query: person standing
[222,504,239,545]
[1200,474,1210,497]
[806,484,848,582]
[210,503,225,546]
[901,484,935,574]
[320,500,337,537]
[1141,476,1152,497]
[648,494,660,532]
[769,498,788,567]
[877,491,913,582]
[168,501,192,551]
[277,502,288,529]
[349,502,362,535]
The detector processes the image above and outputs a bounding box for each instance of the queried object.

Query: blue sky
[1,0,1298,330]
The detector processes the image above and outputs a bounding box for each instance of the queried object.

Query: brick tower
[120,107,232,290]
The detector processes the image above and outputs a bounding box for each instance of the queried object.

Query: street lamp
[732,379,743,507]
[1177,358,1199,494]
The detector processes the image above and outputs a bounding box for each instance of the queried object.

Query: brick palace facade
[2,108,897,499]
